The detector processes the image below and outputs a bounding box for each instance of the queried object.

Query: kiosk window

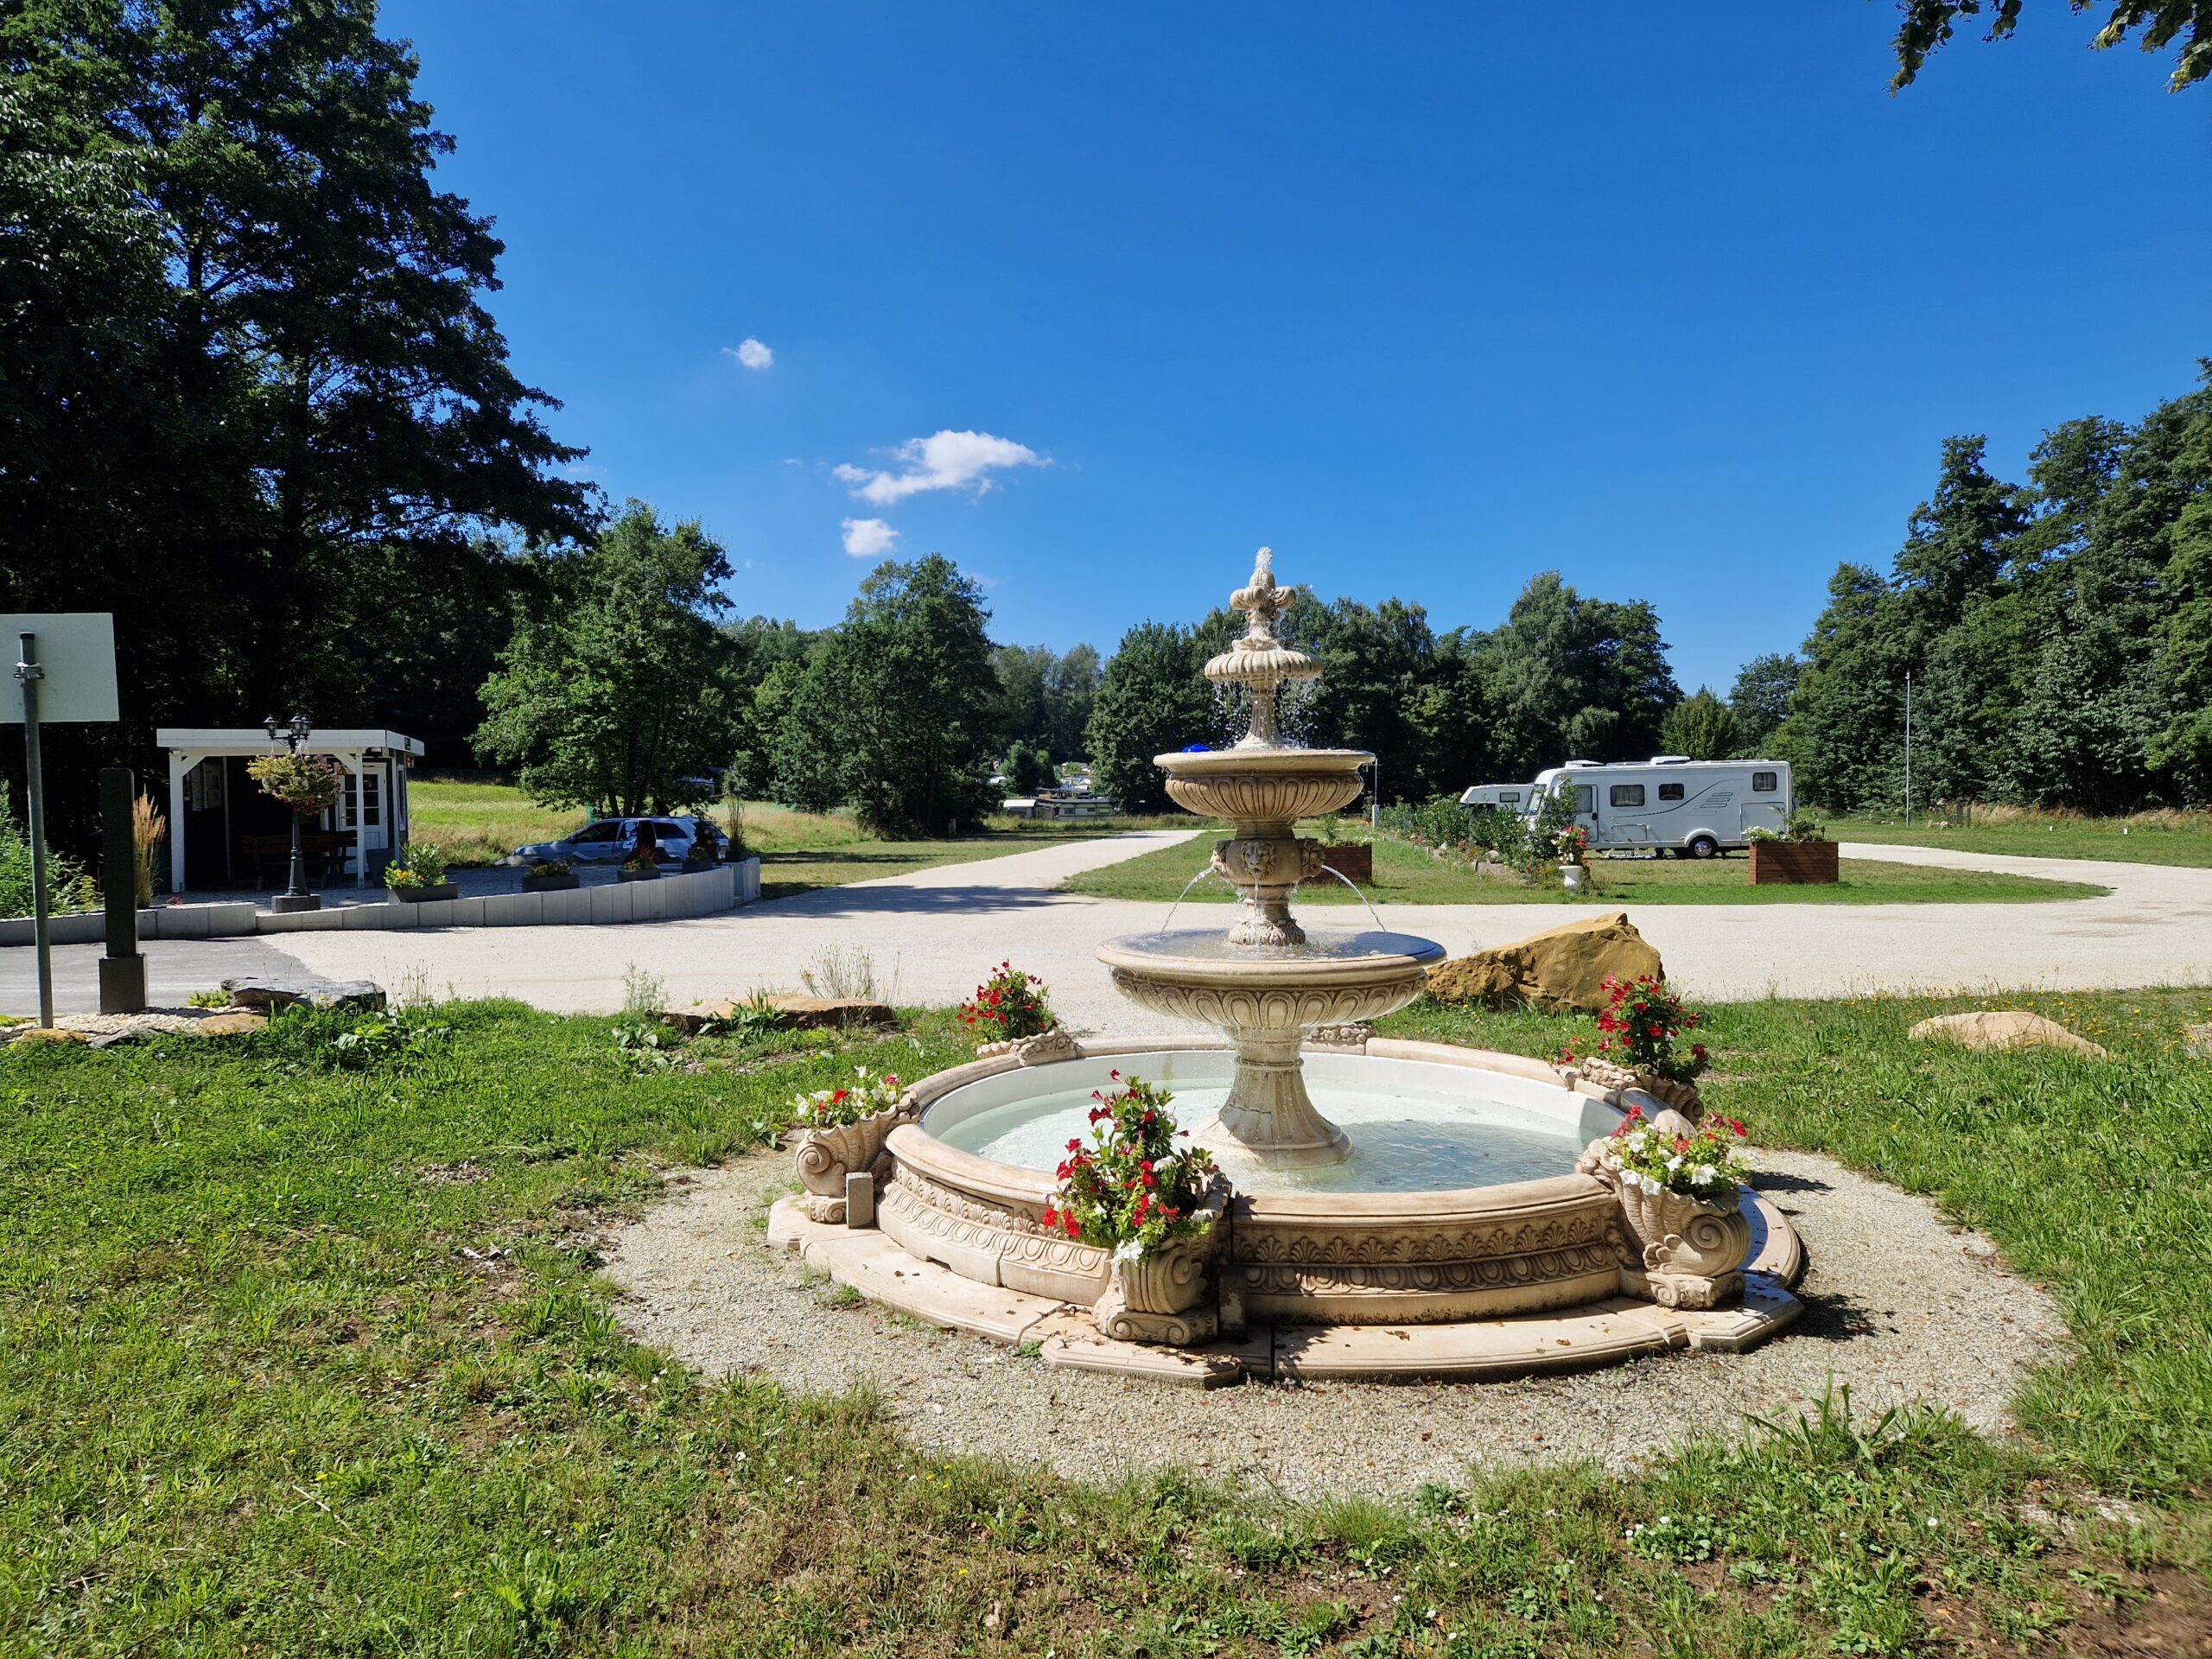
[1658,782,1684,801]
[1610,785,1645,807]
[1752,772,1779,794]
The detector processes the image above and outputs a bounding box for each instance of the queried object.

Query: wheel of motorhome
[1687,833,1719,859]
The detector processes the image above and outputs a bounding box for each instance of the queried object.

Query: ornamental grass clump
[1561,973,1711,1086]
[959,961,1056,1041]
[791,1064,906,1128]
[1040,1072,1217,1262]
[1593,1103,1753,1205]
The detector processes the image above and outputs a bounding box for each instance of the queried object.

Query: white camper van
[1529,758,1792,858]
[1457,782,1533,812]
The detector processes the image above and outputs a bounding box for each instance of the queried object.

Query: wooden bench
[239,831,357,887]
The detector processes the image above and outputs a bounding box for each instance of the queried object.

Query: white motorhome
[1457,782,1533,813]
[1529,758,1793,858]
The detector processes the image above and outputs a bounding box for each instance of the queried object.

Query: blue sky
[383,3,2209,696]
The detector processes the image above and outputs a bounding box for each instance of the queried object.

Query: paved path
[4,836,2207,1026]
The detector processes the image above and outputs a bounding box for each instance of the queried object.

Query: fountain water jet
[1095,549,1444,1167]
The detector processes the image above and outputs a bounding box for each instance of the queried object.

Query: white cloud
[723,338,774,371]
[841,517,900,559]
[834,429,1045,505]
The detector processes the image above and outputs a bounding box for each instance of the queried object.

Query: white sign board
[3,613,118,723]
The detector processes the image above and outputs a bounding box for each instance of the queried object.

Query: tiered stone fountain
[769,549,1806,1384]
[1096,548,1444,1166]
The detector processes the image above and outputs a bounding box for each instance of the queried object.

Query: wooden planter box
[1311,844,1374,885]
[617,866,662,883]
[521,872,580,893]
[389,882,461,904]
[1750,841,1839,885]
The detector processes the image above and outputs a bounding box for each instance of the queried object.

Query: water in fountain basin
[933,1076,1583,1194]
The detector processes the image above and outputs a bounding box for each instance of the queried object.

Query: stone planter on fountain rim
[974,1027,1079,1065]
[1579,1141,1750,1310]
[793,1099,916,1224]
[1570,1056,1705,1121]
[1090,1177,1230,1346]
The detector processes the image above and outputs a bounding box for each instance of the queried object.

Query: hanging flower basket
[246,752,345,814]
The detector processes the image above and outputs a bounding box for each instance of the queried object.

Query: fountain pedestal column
[1206,1027,1351,1165]
[1210,830,1325,948]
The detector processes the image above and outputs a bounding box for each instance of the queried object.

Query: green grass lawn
[1832,810,2212,868]
[1063,829,2108,906]
[3,988,2208,1655]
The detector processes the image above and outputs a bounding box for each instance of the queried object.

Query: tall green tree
[1086,623,1214,816]
[0,0,594,837]
[1889,0,2209,92]
[775,556,1001,836]
[1474,573,1681,778]
[1660,688,1738,760]
[993,643,1102,763]
[474,505,741,816]
[1726,653,1802,756]
[2148,371,2212,794]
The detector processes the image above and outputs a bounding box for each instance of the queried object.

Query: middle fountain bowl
[1097,925,1445,1166]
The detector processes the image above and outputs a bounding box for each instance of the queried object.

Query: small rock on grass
[1908,1010,2108,1058]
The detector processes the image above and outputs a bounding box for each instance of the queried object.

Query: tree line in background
[1085,574,1683,815]
[7,1,2206,863]
[1772,366,2212,814]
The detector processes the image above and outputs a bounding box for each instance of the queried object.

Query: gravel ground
[601,1146,2066,1500]
[10,836,2208,1023]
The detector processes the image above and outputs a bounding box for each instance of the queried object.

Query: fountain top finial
[1205,549,1322,734]
[1229,548,1294,645]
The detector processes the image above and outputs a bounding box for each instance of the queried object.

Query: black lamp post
[264,710,321,913]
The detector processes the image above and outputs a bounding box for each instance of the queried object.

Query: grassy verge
[3,988,2208,1655]
[1832,810,2212,868]
[1064,829,2107,906]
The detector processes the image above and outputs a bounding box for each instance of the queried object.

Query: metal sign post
[14,634,52,1027]
[3,613,120,1028]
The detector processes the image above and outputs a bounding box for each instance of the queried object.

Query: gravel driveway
[6,835,2206,1023]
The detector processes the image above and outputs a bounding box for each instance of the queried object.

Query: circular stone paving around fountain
[601,1143,2065,1499]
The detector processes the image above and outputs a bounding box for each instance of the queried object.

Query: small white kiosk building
[156,728,425,893]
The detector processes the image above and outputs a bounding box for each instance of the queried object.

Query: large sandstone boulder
[1425,912,1663,1014]
[1909,1011,2108,1058]
[221,976,386,1013]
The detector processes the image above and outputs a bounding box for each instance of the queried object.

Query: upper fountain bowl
[1154,746,1371,826]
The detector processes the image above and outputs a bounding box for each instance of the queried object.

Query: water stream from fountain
[1158,866,1241,932]
[1305,864,1389,931]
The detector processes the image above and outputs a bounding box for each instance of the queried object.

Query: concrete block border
[0,857,760,946]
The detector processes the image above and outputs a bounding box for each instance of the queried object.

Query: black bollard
[98,766,147,1014]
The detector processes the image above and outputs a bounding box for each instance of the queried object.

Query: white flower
[1693,1164,1717,1185]
[1111,1238,1145,1265]
[1666,1154,1683,1171]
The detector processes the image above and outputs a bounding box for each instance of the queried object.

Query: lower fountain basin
[928,1046,1616,1194]
[874,1036,1658,1324]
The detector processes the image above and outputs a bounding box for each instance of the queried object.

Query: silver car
[513,815,719,866]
